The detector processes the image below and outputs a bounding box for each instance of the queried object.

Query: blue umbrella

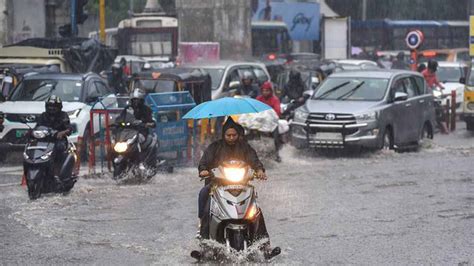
[182,97,272,119]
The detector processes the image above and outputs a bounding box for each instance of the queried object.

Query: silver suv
[291,70,436,150]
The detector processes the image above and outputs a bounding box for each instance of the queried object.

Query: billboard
[252,0,321,41]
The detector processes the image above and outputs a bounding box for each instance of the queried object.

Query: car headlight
[67,109,82,119]
[32,130,47,139]
[40,151,53,160]
[114,142,128,153]
[355,111,377,122]
[223,167,246,183]
[294,108,309,122]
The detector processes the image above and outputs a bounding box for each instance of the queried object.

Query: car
[418,48,470,63]
[290,70,436,150]
[0,72,117,158]
[333,59,380,71]
[435,61,467,111]
[183,60,271,99]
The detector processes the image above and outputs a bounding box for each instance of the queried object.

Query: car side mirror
[459,77,466,84]
[394,92,408,102]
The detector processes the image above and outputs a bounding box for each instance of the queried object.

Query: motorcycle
[432,86,449,133]
[110,111,168,180]
[191,160,280,261]
[22,125,77,200]
[280,89,314,121]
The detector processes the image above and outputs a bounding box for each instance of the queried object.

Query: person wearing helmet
[126,88,156,130]
[422,60,445,91]
[37,95,72,140]
[36,95,73,185]
[236,71,259,98]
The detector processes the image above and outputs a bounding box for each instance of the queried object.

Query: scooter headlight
[114,142,128,153]
[223,167,246,183]
[32,130,47,139]
[40,151,53,160]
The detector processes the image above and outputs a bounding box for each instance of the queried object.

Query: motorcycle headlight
[114,142,128,153]
[294,108,309,122]
[355,111,377,122]
[223,167,246,183]
[40,151,53,160]
[32,130,47,139]
[67,109,82,119]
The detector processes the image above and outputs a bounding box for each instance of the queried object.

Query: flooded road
[1,128,473,264]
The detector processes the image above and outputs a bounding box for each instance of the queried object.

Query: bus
[351,19,469,50]
[251,21,292,58]
[89,15,178,60]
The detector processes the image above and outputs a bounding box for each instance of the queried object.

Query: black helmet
[130,88,146,108]
[427,60,438,72]
[45,95,62,115]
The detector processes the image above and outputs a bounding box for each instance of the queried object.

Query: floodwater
[1,129,473,264]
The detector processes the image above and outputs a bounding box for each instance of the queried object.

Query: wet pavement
[1,125,473,264]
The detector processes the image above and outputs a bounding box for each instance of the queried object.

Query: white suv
[0,72,116,160]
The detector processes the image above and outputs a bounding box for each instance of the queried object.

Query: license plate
[316,132,343,141]
[16,129,27,138]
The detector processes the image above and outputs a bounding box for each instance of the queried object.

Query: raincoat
[256,81,281,116]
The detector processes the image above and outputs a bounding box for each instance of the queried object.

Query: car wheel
[380,127,393,151]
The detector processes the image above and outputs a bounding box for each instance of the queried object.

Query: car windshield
[133,79,176,93]
[10,79,83,102]
[437,66,462,83]
[313,77,389,101]
[204,68,225,90]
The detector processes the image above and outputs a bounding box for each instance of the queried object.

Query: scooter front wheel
[27,178,44,200]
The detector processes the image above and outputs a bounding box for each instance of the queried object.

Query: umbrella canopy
[182,97,272,119]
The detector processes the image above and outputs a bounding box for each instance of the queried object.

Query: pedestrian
[257,81,282,162]
[391,52,409,70]
[422,60,445,91]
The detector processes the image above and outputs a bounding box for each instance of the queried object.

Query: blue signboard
[252,0,321,41]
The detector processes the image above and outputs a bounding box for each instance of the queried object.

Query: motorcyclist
[256,81,282,162]
[281,70,306,105]
[391,52,409,70]
[235,71,259,98]
[35,95,73,186]
[422,60,445,91]
[120,88,157,168]
[197,117,267,236]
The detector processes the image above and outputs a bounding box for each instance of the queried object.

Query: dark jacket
[282,71,305,100]
[36,111,72,135]
[130,104,155,125]
[198,117,264,172]
[236,84,259,98]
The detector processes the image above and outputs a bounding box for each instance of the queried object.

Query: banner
[252,0,320,41]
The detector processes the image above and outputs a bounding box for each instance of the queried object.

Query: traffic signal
[76,0,88,24]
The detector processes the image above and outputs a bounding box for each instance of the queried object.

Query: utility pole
[99,0,106,43]
[361,0,367,20]
[71,0,78,36]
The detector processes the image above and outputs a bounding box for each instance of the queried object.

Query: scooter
[110,111,170,180]
[191,160,280,261]
[22,125,77,200]
[432,86,449,133]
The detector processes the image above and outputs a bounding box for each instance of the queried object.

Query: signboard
[470,16,474,57]
[252,0,321,41]
[405,30,424,50]
[178,42,220,64]
[322,17,350,59]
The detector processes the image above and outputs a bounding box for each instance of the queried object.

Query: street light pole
[99,0,106,43]
[361,0,367,21]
